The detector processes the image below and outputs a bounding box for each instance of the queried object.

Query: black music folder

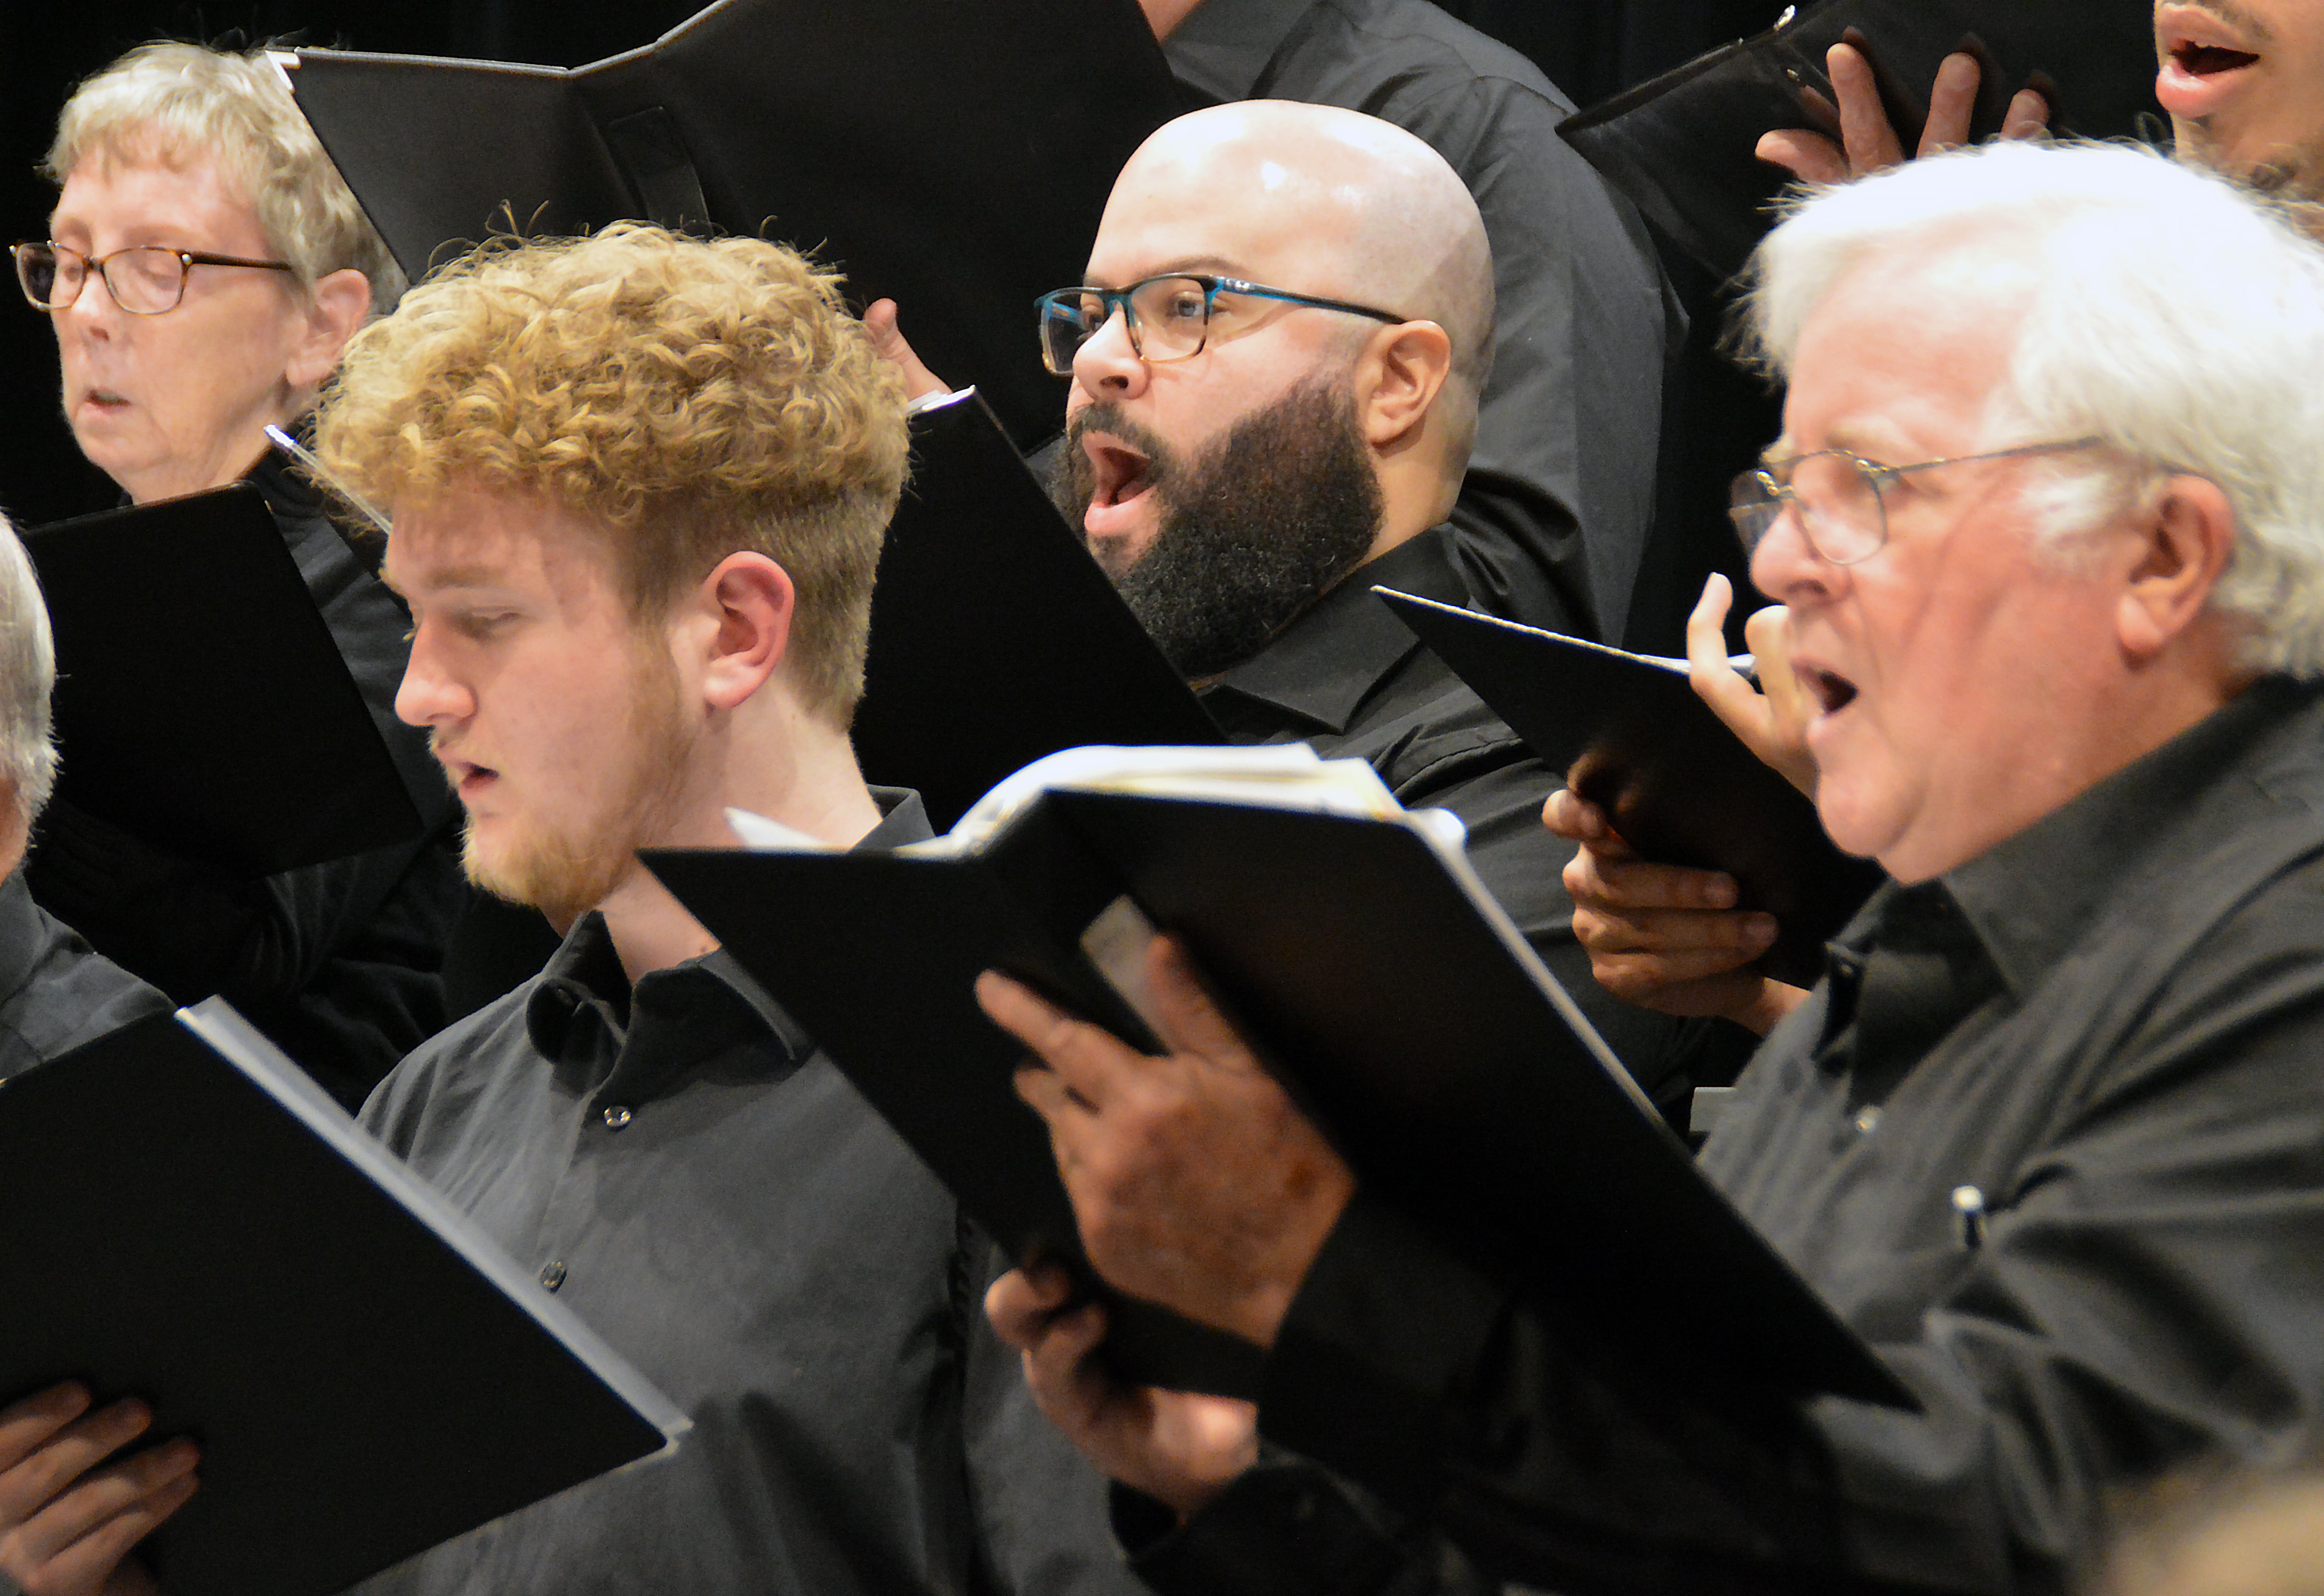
[1378,588,1882,986]
[285,0,1187,451]
[1558,0,2160,277]
[24,485,423,877]
[0,1001,685,1596]
[853,390,1221,829]
[642,754,1911,1410]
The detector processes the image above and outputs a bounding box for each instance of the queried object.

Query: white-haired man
[13,42,464,1108]
[1564,0,2324,1044]
[981,139,2324,1594]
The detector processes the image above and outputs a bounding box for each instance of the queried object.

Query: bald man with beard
[947,98,1700,1590]
[1029,101,1693,1103]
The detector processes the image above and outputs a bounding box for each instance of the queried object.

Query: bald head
[1100,101,1495,433]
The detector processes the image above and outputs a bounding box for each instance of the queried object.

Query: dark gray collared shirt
[1153,677,2324,1596]
[0,868,166,1079]
[1201,527,1697,1110]
[1166,0,1679,639]
[352,792,1139,1596]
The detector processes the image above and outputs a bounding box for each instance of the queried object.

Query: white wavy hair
[0,513,59,826]
[46,42,406,314]
[1741,138,2324,680]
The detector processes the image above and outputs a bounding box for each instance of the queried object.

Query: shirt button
[602,1105,633,1130]
[538,1260,567,1292]
[1854,1106,1882,1134]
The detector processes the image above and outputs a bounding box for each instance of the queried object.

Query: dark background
[0,0,1783,648]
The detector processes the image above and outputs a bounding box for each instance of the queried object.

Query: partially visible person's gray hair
[45,42,406,314]
[0,512,59,825]
[1740,138,2324,680]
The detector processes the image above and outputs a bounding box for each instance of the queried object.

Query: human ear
[1354,321,1452,449]
[285,269,374,390]
[2117,474,2237,664]
[696,552,796,711]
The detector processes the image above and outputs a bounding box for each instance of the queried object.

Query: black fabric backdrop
[0,0,1783,648]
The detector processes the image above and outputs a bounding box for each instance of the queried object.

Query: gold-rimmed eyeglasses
[12,240,296,317]
[1728,437,2110,565]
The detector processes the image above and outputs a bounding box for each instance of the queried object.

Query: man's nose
[1748,500,1845,607]
[394,628,474,730]
[1071,307,1150,398]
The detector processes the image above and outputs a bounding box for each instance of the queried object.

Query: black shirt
[1165,0,1679,639]
[353,791,1139,1596]
[1168,677,2324,1595]
[1202,528,1693,1108]
[0,868,166,1078]
[25,455,466,1107]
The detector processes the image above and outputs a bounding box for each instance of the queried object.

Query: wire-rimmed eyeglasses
[12,240,296,317]
[1036,272,1407,376]
[1728,437,2110,565]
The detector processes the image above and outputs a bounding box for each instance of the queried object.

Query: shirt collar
[1941,675,2318,996]
[1162,0,1317,100]
[1201,528,1466,736]
[0,872,56,1010]
[523,785,934,1081]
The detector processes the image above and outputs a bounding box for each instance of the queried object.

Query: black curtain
[0,0,1781,643]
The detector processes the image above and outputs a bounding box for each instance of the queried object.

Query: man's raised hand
[1687,574,1816,798]
[862,298,952,402]
[0,1383,193,1596]
[1756,43,2050,186]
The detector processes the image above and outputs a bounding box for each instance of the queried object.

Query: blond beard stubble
[462,637,700,929]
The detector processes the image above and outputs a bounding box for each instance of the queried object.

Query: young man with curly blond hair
[0,224,1139,1596]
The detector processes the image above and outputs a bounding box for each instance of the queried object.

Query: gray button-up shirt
[1166,0,1680,639]
[352,792,1139,1596]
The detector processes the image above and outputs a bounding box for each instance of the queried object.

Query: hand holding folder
[647,743,1909,1410]
[0,1002,684,1596]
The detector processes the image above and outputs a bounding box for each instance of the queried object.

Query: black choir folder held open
[0,1001,685,1596]
[1377,589,1884,987]
[642,747,1911,1411]
[1558,0,2159,277]
[285,0,1186,451]
[853,390,1221,830]
[24,484,423,877]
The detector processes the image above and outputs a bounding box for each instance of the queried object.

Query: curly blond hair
[46,42,406,313]
[315,223,911,725]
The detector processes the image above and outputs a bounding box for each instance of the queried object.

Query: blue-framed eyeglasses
[1036,272,1407,375]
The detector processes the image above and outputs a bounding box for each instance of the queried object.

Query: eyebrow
[387,565,515,600]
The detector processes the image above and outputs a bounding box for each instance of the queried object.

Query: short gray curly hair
[45,42,406,314]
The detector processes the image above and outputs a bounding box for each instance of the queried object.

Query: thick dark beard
[1052,381,1384,679]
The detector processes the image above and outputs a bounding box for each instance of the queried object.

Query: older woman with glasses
[10,41,468,1109]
